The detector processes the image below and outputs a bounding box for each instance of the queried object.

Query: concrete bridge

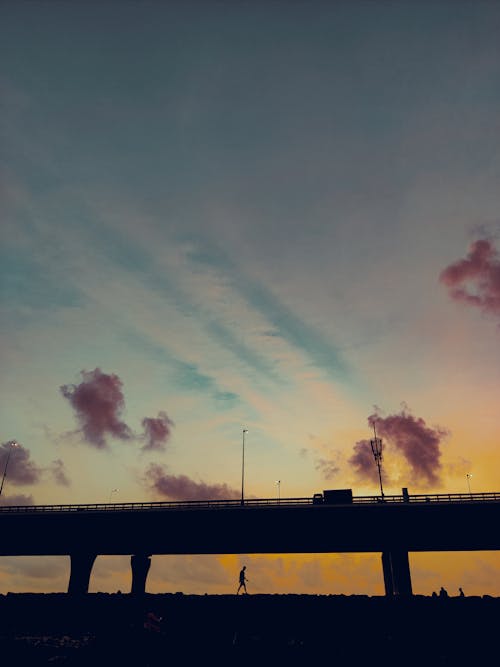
[1,491,499,596]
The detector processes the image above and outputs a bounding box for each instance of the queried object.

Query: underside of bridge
[68,550,413,596]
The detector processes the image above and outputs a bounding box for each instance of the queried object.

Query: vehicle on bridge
[313,489,353,505]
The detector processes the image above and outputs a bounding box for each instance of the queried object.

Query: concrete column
[382,550,413,597]
[382,551,394,596]
[130,554,151,594]
[68,553,97,595]
[391,550,413,596]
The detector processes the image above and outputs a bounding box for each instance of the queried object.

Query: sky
[1,0,499,596]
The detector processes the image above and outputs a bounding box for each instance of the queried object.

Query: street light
[0,441,19,496]
[370,423,385,500]
[275,480,281,504]
[241,429,248,506]
[466,474,472,495]
[109,488,119,503]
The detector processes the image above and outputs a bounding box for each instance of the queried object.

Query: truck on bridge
[313,489,353,505]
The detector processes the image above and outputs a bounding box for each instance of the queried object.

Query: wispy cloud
[50,459,71,486]
[0,441,42,486]
[141,412,174,452]
[60,368,133,449]
[440,239,500,319]
[144,463,240,501]
[186,241,350,382]
[348,439,381,485]
[0,493,35,506]
[60,367,177,453]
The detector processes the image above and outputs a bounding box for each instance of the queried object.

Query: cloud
[368,410,446,486]
[0,493,35,506]
[50,459,70,486]
[315,450,342,480]
[445,456,472,478]
[348,409,447,487]
[440,239,500,318]
[315,458,340,480]
[144,463,240,501]
[187,241,349,381]
[0,556,63,579]
[348,439,382,484]
[0,443,68,491]
[141,412,174,452]
[0,441,42,486]
[60,368,133,448]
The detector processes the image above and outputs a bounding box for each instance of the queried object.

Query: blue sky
[1,1,500,594]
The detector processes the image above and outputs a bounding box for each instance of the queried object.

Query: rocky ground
[0,593,498,665]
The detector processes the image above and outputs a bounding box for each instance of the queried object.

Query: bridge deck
[1,492,499,557]
[1,491,499,515]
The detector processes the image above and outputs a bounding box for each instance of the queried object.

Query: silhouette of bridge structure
[1,491,499,596]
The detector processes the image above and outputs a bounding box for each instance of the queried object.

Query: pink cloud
[368,410,446,486]
[440,239,500,317]
[0,441,42,486]
[141,412,174,452]
[348,439,382,484]
[60,368,133,448]
[144,463,240,501]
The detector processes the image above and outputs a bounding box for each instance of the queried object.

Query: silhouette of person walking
[439,586,449,598]
[237,566,248,594]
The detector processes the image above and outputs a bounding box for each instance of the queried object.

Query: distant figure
[459,587,465,597]
[237,566,248,594]
[439,586,449,598]
[431,591,438,598]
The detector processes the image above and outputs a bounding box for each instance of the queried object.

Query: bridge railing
[0,497,312,513]
[0,491,499,514]
[353,492,500,504]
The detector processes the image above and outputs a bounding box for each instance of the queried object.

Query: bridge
[1,491,499,596]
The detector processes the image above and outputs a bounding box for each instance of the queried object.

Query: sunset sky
[1,1,499,596]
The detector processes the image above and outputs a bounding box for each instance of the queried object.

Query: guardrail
[0,492,499,514]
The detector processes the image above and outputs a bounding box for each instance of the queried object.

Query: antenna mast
[370,421,385,500]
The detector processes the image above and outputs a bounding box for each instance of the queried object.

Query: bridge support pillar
[131,554,151,594]
[382,551,394,596]
[382,550,413,597]
[68,553,96,595]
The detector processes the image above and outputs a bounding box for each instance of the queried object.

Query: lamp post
[466,474,472,495]
[109,488,119,503]
[241,429,248,506]
[0,441,19,496]
[370,423,384,500]
[275,480,281,504]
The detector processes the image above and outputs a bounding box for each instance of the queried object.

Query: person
[237,565,248,594]
[439,586,449,598]
[459,587,465,597]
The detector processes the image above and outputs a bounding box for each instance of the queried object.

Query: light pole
[370,423,385,500]
[109,488,119,503]
[466,474,472,495]
[0,441,19,496]
[275,480,281,504]
[241,429,248,506]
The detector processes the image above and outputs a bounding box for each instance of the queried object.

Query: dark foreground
[0,593,498,666]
